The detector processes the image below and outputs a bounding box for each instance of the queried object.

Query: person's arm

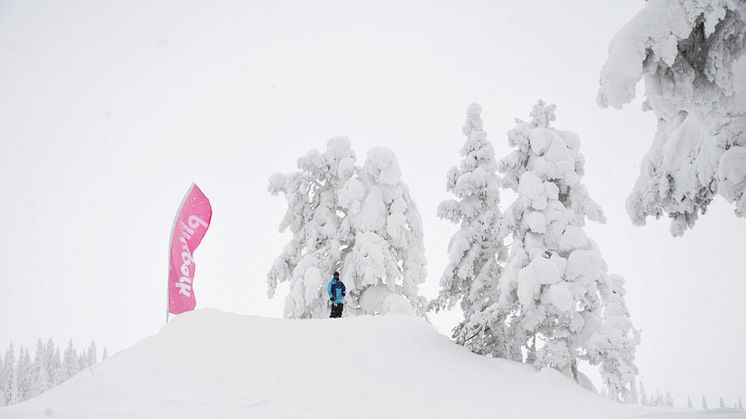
[327,281,333,301]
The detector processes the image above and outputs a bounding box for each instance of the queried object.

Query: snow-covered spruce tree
[338,147,428,316]
[50,346,63,386]
[688,395,693,408]
[495,101,639,395]
[430,103,509,356]
[269,140,427,317]
[597,0,746,236]
[586,273,640,402]
[1,343,16,406]
[640,382,649,405]
[87,341,97,366]
[267,137,357,318]
[650,389,659,406]
[30,339,49,398]
[15,348,32,403]
[0,351,4,406]
[62,340,80,381]
[703,395,709,410]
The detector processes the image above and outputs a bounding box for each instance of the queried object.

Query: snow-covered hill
[0,309,734,419]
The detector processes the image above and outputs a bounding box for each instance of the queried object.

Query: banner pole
[166,228,170,324]
[166,236,170,324]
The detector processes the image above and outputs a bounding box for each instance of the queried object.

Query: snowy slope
[0,309,733,419]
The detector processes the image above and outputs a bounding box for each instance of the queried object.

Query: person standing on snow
[328,272,346,318]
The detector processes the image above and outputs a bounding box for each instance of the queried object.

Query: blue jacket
[327,278,346,304]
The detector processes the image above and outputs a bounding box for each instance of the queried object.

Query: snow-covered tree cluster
[597,0,746,236]
[268,138,427,318]
[431,101,639,402]
[638,383,675,407]
[430,103,509,356]
[266,103,639,401]
[694,394,745,412]
[0,339,105,406]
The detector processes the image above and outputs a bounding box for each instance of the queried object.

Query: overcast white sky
[1,0,744,407]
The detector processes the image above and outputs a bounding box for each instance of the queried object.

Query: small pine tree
[0,351,4,406]
[720,396,726,409]
[1,343,17,406]
[31,339,50,397]
[687,395,693,409]
[629,380,639,404]
[77,351,88,371]
[639,382,648,405]
[62,340,79,380]
[738,397,743,411]
[50,347,64,386]
[102,347,108,361]
[87,341,97,366]
[702,395,708,411]
[15,347,32,403]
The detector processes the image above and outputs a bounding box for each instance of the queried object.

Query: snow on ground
[0,309,741,419]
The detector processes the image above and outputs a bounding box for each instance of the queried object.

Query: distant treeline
[638,382,744,412]
[0,339,106,406]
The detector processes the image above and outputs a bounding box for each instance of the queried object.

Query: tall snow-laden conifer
[496,101,639,396]
[269,140,426,317]
[338,148,428,315]
[267,137,357,318]
[431,103,508,356]
[598,0,746,235]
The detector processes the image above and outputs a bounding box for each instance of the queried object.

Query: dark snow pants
[330,303,344,318]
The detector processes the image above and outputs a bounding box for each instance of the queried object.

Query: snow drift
[1,309,654,419]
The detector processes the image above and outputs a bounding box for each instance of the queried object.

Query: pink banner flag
[168,183,212,315]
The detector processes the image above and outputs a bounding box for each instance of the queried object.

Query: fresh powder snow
[0,309,701,419]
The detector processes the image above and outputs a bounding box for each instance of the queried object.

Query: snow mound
[1,309,657,419]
